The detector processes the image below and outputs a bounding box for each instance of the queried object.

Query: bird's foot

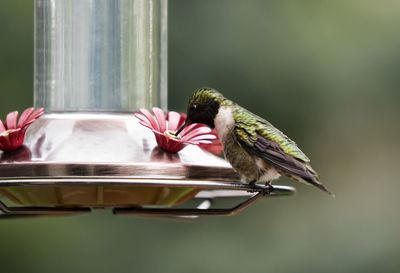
[247,180,258,193]
[262,183,274,196]
[247,181,274,196]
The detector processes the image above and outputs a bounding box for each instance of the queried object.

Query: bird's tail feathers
[291,174,334,197]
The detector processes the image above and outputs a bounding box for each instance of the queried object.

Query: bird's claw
[247,182,274,196]
[261,184,274,196]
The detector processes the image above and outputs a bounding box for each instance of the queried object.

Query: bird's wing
[233,106,332,195]
[233,106,310,163]
[235,124,317,180]
[234,106,324,184]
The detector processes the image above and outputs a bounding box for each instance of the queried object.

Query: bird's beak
[175,119,192,136]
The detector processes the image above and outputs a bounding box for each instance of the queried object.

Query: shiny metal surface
[34,0,168,112]
[0,113,237,208]
[0,113,235,179]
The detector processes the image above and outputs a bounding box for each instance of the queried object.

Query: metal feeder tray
[0,113,295,219]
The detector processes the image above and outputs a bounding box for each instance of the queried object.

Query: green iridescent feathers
[189,87,226,107]
[232,105,310,163]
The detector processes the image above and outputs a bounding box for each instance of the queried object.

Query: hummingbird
[176,87,332,195]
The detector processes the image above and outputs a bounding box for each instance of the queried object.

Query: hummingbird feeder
[0,0,295,219]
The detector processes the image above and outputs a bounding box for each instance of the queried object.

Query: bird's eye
[192,104,197,109]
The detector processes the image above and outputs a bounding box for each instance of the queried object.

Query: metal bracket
[114,185,295,218]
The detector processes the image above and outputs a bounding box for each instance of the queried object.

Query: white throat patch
[214,106,234,140]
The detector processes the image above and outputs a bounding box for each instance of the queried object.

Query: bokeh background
[1,0,400,272]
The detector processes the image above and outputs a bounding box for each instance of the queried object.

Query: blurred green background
[1,0,400,272]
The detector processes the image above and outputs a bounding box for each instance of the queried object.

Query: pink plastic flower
[178,112,224,156]
[199,130,224,156]
[134,107,216,153]
[0,107,44,152]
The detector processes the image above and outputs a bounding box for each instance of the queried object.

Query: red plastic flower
[0,107,44,152]
[134,107,216,153]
